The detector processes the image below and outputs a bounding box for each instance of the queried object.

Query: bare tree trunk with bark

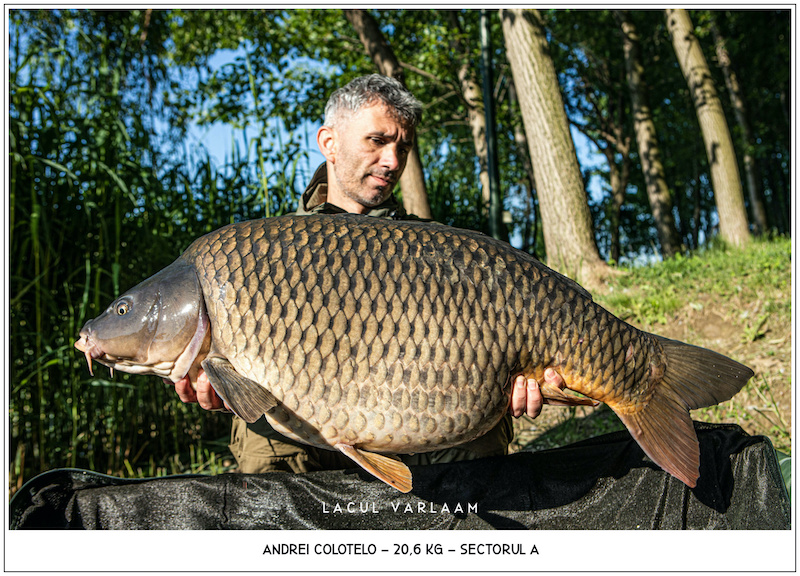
[616,10,682,259]
[500,8,608,283]
[604,143,631,265]
[709,14,768,235]
[508,80,540,255]
[344,9,432,219]
[666,9,751,247]
[445,12,491,217]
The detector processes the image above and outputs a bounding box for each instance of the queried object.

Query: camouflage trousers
[229,414,514,474]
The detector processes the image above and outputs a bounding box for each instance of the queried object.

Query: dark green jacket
[295,163,424,220]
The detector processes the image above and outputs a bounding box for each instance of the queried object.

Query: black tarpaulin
[9,423,790,530]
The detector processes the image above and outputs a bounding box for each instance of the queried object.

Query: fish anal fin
[335,443,413,493]
[201,357,278,424]
[615,389,700,488]
[540,382,599,407]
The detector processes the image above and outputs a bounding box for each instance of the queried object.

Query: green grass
[120,437,237,479]
[596,237,791,329]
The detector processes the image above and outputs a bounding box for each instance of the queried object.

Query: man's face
[323,103,415,212]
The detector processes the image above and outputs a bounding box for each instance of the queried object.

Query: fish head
[75,261,210,382]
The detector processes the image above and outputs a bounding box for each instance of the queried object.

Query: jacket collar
[297,162,407,218]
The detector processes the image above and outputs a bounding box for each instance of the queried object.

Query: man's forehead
[354,104,415,139]
[355,102,414,126]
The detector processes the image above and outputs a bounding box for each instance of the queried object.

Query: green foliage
[7,9,297,493]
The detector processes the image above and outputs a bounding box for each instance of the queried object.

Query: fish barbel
[75,214,753,492]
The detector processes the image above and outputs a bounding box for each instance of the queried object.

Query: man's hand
[164,368,227,411]
[508,368,565,419]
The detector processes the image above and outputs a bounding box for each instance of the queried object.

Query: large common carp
[75,214,753,492]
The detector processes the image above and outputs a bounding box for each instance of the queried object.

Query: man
[168,74,566,474]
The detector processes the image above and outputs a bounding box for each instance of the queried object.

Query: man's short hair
[324,74,423,129]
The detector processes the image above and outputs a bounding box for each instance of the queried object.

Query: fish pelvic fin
[335,444,413,493]
[617,336,754,488]
[201,357,278,423]
[540,382,599,407]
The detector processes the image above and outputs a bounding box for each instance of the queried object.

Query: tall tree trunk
[665,9,751,247]
[615,10,682,258]
[343,9,432,219]
[605,145,630,264]
[445,12,491,219]
[766,149,790,234]
[500,8,607,283]
[479,9,506,241]
[508,80,540,256]
[708,14,769,235]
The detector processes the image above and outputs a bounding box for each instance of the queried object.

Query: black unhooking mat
[9,423,790,530]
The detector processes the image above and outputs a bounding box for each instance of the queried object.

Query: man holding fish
[167,74,567,474]
[77,73,750,491]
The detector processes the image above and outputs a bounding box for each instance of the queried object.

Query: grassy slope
[511,237,792,456]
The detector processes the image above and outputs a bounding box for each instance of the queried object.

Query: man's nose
[379,145,400,172]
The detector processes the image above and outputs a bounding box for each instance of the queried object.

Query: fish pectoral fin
[201,357,278,424]
[540,383,599,407]
[335,443,413,493]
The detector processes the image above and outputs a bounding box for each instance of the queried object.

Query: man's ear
[317,125,337,163]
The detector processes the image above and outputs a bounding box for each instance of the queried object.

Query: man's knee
[229,416,356,474]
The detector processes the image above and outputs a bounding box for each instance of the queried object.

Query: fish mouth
[74,333,105,376]
[74,331,127,377]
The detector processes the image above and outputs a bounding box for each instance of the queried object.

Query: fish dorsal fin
[201,356,278,423]
[335,443,413,493]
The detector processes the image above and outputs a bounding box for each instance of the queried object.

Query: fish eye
[116,301,130,316]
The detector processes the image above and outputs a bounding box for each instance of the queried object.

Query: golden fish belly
[260,375,512,454]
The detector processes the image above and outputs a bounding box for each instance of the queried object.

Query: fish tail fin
[616,336,754,488]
